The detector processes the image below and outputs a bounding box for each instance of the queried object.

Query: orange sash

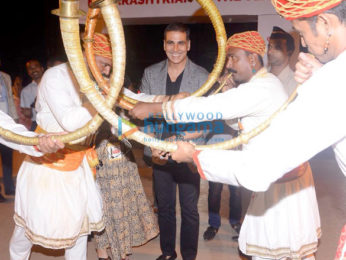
[30,126,99,174]
[275,162,308,183]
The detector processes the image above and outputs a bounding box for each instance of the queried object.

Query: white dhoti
[10,226,88,260]
[239,163,321,259]
[12,156,104,249]
[8,63,105,259]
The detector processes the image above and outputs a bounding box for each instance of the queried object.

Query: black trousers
[208,181,242,228]
[154,164,200,260]
[0,143,14,194]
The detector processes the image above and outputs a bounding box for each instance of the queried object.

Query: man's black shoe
[156,254,177,260]
[0,194,6,203]
[203,226,219,241]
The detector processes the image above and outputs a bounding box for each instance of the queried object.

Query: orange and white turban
[93,32,112,59]
[271,0,343,20]
[226,31,266,57]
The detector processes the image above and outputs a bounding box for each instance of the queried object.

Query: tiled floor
[0,148,345,259]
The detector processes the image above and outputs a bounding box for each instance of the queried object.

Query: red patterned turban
[93,32,112,59]
[271,0,343,20]
[226,31,266,57]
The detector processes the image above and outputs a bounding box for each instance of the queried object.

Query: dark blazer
[139,58,209,147]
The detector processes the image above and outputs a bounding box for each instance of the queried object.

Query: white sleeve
[122,88,156,102]
[193,60,346,192]
[163,84,271,124]
[40,69,93,132]
[333,138,346,176]
[0,111,42,156]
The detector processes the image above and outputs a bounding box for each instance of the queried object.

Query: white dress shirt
[277,65,297,96]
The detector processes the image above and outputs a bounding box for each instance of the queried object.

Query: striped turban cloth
[93,32,112,59]
[271,0,343,20]
[226,31,266,57]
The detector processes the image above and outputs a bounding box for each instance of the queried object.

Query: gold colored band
[51,0,86,18]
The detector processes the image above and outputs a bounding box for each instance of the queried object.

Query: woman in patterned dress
[94,121,159,260]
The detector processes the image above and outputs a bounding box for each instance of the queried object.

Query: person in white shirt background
[267,26,297,96]
[20,59,44,131]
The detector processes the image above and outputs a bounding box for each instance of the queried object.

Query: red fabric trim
[193,150,206,180]
[335,224,346,260]
[33,145,41,152]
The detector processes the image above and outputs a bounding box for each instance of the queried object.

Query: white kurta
[164,68,321,258]
[0,111,41,156]
[194,50,346,191]
[277,65,297,97]
[164,68,287,143]
[14,63,104,249]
